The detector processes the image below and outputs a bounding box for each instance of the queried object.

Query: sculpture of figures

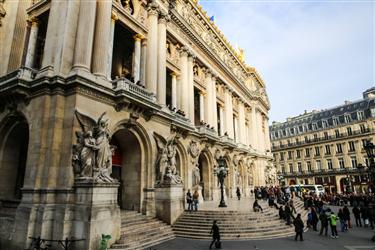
[154,133,182,185]
[72,110,115,183]
[192,163,201,187]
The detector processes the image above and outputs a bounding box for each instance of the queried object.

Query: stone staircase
[172,199,308,240]
[110,210,175,250]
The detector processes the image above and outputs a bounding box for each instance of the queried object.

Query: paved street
[153,203,375,250]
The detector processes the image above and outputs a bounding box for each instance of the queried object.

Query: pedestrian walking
[338,208,347,232]
[293,213,304,241]
[209,220,221,249]
[343,206,351,229]
[311,207,318,231]
[319,211,328,236]
[193,190,199,211]
[236,187,241,200]
[186,189,193,211]
[285,203,292,225]
[353,206,362,227]
[329,212,339,239]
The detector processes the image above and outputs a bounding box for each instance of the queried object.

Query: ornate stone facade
[0,0,273,249]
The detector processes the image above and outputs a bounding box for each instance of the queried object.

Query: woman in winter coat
[293,214,304,241]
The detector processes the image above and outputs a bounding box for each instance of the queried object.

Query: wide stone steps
[172,199,307,240]
[109,210,175,250]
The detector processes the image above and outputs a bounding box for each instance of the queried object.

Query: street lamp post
[215,156,228,208]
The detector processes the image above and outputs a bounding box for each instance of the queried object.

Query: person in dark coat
[311,207,318,231]
[236,187,241,200]
[285,204,292,225]
[343,206,351,228]
[293,213,304,241]
[352,206,362,227]
[319,211,328,236]
[279,206,285,220]
[209,220,220,249]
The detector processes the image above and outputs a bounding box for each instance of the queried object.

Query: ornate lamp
[215,156,228,207]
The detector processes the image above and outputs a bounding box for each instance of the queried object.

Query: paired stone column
[179,47,189,115]
[92,0,113,78]
[251,105,259,150]
[140,39,147,86]
[187,53,195,123]
[133,34,143,83]
[146,2,159,94]
[199,92,205,122]
[157,11,169,105]
[171,72,177,108]
[219,105,225,136]
[224,87,234,138]
[71,0,97,72]
[238,100,246,144]
[25,18,39,68]
[211,74,218,131]
[106,12,118,80]
[204,69,212,126]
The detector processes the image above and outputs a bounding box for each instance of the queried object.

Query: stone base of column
[142,187,156,217]
[69,67,112,89]
[73,182,121,250]
[155,184,184,225]
[36,65,55,78]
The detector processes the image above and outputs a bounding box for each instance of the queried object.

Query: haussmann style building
[0,0,275,249]
[270,88,375,194]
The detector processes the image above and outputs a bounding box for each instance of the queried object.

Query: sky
[199,0,375,123]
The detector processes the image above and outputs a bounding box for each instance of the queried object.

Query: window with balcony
[351,156,357,168]
[281,166,285,174]
[324,132,329,140]
[305,148,310,157]
[288,151,292,160]
[327,159,333,170]
[335,129,340,138]
[313,134,318,141]
[296,150,301,159]
[316,160,322,171]
[315,146,320,156]
[307,162,312,172]
[325,145,331,155]
[360,124,367,133]
[289,163,293,173]
[336,143,343,154]
[358,111,364,120]
[344,115,351,123]
[297,162,302,173]
[304,136,309,143]
[348,141,356,152]
[280,152,285,161]
[347,127,352,136]
[339,158,345,169]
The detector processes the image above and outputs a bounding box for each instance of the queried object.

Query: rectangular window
[344,115,351,123]
[298,162,302,172]
[347,127,352,136]
[313,134,318,140]
[296,150,301,158]
[325,145,331,155]
[327,159,333,170]
[348,141,356,152]
[358,111,364,120]
[315,146,320,156]
[307,161,312,172]
[360,124,367,133]
[316,160,322,171]
[280,152,284,161]
[351,156,357,168]
[339,158,345,169]
[288,151,292,160]
[281,166,285,174]
[304,136,309,143]
[324,132,329,140]
[335,129,340,138]
[336,143,343,154]
[289,163,293,173]
[305,148,310,157]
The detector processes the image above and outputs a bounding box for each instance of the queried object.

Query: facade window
[322,120,328,128]
[288,151,292,160]
[360,124,367,133]
[348,141,356,152]
[335,129,340,138]
[357,111,364,120]
[344,115,351,123]
[316,160,322,171]
[362,139,370,147]
[313,134,318,140]
[280,152,284,161]
[333,117,339,125]
[304,136,309,143]
[324,132,328,140]
[289,163,293,173]
[347,127,352,136]
[305,148,310,157]
[315,146,320,156]
[325,145,331,155]
[339,158,345,169]
[336,143,343,154]
[351,156,357,168]
[307,161,312,172]
[327,159,333,170]
[281,165,285,174]
[297,162,302,172]
[296,138,299,144]
[296,150,301,159]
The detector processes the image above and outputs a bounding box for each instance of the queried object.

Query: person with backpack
[319,211,329,236]
[209,220,221,249]
[293,213,304,241]
[193,190,199,211]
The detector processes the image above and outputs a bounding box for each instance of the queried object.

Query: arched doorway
[289,179,296,185]
[198,153,210,200]
[0,116,29,202]
[111,129,142,211]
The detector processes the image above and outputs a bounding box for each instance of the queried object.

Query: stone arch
[0,113,29,201]
[197,149,215,201]
[110,120,153,213]
[173,138,189,186]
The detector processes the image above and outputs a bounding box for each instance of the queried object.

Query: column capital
[147,1,159,16]
[27,16,39,26]
[111,12,119,21]
[179,46,189,57]
[170,71,179,77]
[133,34,144,41]
[158,10,170,23]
